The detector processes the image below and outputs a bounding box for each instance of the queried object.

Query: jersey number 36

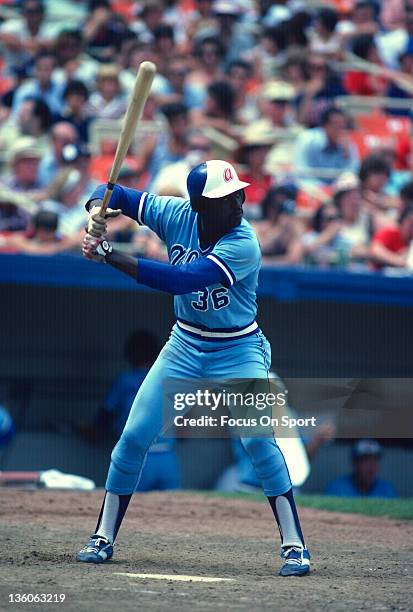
[192,288,230,311]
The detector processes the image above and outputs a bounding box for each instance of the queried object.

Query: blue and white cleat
[279,546,310,577]
[76,535,113,564]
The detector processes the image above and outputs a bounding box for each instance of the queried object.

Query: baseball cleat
[76,535,113,564]
[279,546,310,577]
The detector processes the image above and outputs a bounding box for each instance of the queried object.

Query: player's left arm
[82,235,228,295]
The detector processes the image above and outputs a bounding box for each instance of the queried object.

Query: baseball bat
[98,60,156,217]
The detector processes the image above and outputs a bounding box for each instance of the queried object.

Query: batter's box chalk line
[114,572,235,583]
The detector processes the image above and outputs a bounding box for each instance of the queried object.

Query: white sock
[275,495,303,549]
[95,492,120,543]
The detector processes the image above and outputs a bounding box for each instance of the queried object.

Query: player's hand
[82,233,113,262]
[87,201,122,238]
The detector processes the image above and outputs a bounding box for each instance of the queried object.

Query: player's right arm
[82,235,229,295]
[86,184,183,243]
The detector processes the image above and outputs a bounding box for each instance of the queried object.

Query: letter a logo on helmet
[187,160,250,200]
[223,167,233,182]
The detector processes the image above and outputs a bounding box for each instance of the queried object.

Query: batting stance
[77,160,310,576]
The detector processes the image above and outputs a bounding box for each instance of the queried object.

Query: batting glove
[82,234,113,263]
[87,201,122,238]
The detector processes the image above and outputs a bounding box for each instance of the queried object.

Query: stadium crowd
[1,0,413,272]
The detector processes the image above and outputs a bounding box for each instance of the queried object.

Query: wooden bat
[98,61,156,217]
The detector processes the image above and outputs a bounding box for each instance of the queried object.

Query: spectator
[344,34,388,96]
[192,80,237,138]
[187,0,216,40]
[297,53,345,127]
[0,0,60,74]
[78,330,181,491]
[334,171,372,264]
[302,201,343,266]
[38,121,79,186]
[254,186,304,266]
[326,439,397,497]
[295,107,359,184]
[337,1,378,42]
[283,11,311,50]
[60,80,92,143]
[88,63,127,120]
[309,6,341,57]
[237,124,275,220]
[153,24,176,73]
[1,137,44,204]
[153,55,206,110]
[0,405,15,451]
[138,101,190,189]
[380,0,405,32]
[211,0,255,67]
[379,146,412,198]
[188,36,225,88]
[120,42,163,99]
[226,59,258,124]
[0,200,32,235]
[245,25,288,82]
[387,48,413,117]
[2,210,76,255]
[400,179,413,211]
[44,144,99,237]
[0,66,29,121]
[359,153,395,217]
[53,29,99,87]
[281,50,308,100]
[11,51,64,116]
[83,0,130,63]
[0,97,52,153]
[371,205,413,270]
[257,80,297,130]
[377,0,413,69]
[131,0,165,44]
[151,129,212,198]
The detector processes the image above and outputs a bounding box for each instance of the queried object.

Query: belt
[176,319,259,340]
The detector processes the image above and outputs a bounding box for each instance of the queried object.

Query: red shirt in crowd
[372,225,407,268]
[344,71,388,96]
[238,172,272,207]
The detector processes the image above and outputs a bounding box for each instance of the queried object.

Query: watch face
[102,241,108,250]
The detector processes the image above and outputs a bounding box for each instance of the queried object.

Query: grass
[198,491,413,521]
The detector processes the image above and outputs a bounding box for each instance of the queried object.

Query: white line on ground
[115,573,235,583]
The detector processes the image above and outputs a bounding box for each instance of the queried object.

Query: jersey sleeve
[206,232,261,287]
[86,184,187,243]
[140,192,186,242]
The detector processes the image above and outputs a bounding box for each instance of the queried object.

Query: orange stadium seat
[351,114,412,169]
[356,113,412,138]
[349,130,397,158]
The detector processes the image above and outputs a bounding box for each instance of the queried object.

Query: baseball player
[77,160,310,576]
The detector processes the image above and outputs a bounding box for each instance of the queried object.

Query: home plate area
[0,491,411,611]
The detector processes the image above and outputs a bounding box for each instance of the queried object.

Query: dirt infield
[0,491,412,612]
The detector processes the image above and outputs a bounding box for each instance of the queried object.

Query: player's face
[193,190,244,248]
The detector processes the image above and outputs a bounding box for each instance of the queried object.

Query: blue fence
[4,253,413,306]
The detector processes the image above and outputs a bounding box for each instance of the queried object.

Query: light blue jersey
[137,192,261,338]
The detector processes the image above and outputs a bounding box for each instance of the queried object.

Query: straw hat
[261,80,296,102]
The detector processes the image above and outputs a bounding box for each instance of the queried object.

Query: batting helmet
[187,160,250,201]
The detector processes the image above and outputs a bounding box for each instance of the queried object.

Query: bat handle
[98,182,116,217]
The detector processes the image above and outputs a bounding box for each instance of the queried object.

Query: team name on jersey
[170,244,200,266]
